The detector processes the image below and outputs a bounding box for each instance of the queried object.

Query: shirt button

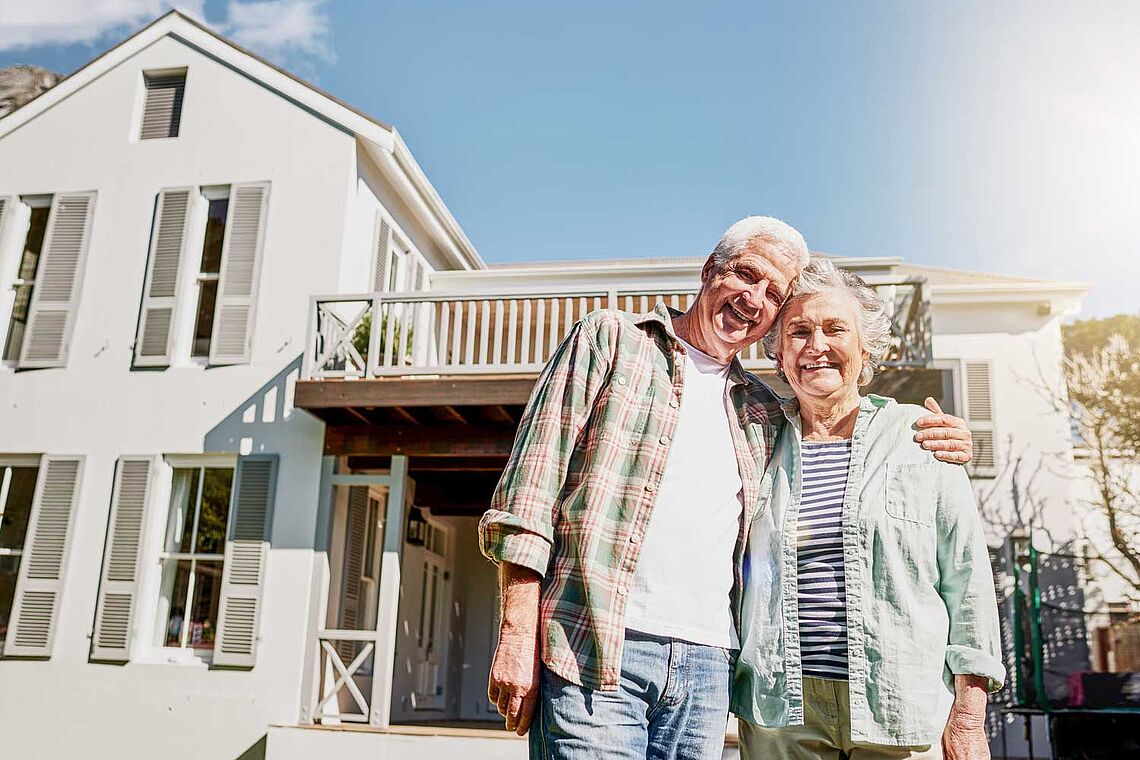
[616,587,628,596]
[629,534,641,544]
[644,482,655,492]
[669,398,680,408]
[616,376,627,386]
[659,435,670,445]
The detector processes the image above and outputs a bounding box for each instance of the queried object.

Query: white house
[0,11,1088,760]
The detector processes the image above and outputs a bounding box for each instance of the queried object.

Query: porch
[287,279,938,747]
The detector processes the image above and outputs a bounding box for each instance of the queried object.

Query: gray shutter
[90,457,154,662]
[213,454,278,668]
[965,362,997,471]
[412,255,428,291]
[3,455,84,658]
[336,486,369,663]
[373,215,392,292]
[18,192,96,369]
[140,73,186,140]
[134,189,192,366]
[209,183,269,365]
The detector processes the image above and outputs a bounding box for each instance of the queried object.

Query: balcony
[301,278,932,383]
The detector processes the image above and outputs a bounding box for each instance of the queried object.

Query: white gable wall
[0,34,359,760]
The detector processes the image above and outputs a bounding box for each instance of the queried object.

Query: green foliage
[351,310,413,363]
[1064,315,1140,452]
[1063,314,1140,356]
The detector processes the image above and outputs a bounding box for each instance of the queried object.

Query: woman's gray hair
[761,256,892,386]
[709,216,810,274]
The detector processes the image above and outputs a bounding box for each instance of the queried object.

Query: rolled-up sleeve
[478,316,610,578]
[936,465,1007,692]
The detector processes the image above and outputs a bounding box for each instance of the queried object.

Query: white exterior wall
[930,299,1080,546]
[0,34,372,760]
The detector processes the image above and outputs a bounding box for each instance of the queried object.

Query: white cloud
[0,0,334,68]
[0,1,204,51]
[224,0,334,64]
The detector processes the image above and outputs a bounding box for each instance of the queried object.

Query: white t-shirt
[623,337,743,649]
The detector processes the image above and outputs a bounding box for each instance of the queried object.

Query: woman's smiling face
[777,290,868,401]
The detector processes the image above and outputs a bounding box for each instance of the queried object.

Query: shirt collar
[634,302,750,387]
[779,392,889,424]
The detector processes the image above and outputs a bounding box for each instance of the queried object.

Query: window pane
[0,466,38,551]
[187,560,223,650]
[200,198,228,274]
[166,468,200,554]
[160,558,192,646]
[0,554,19,647]
[3,206,51,361]
[196,468,233,554]
[191,280,218,358]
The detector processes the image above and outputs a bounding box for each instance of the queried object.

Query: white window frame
[141,453,237,666]
[1,195,52,368]
[183,186,229,365]
[0,455,42,650]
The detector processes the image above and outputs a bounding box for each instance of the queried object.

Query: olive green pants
[739,678,943,760]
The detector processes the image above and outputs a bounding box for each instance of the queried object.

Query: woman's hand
[915,397,974,465]
[942,675,990,760]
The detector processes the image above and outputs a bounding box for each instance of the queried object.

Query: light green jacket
[731,394,1006,746]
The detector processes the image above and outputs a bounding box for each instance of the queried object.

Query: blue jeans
[529,630,733,760]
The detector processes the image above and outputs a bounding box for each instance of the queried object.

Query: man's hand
[487,562,542,736]
[942,675,990,760]
[915,397,973,465]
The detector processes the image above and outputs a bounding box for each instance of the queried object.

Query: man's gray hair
[761,256,892,386]
[709,216,810,274]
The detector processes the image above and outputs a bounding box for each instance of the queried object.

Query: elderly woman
[732,257,1005,760]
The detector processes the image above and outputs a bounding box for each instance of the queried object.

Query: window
[156,466,233,655]
[134,183,268,367]
[3,197,51,361]
[372,214,431,293]
[0,460,38,649]
[139,71,185,140]
[192,191,228,358]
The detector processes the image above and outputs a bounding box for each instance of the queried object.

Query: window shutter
[134,189,192,366]
[90,457,154,662]
[3,455,84,658]
[0,196,9,237]
[214,454,278,668]
[209,183,269,365]
[140,72,186,140]
[373,215,392,292]
[336,486,369,663]
[965,362,997,471]
[18,192,96,369]
[411,255,429,291]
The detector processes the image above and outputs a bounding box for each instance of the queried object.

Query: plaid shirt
[478,304,784,691]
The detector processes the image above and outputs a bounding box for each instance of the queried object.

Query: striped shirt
[797,439,853,680]
[479,304,783,690]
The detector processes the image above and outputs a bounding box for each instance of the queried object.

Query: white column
[369,454,409,728]
[298,456,335,725]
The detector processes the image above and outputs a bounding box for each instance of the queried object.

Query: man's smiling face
[688,243,801,361]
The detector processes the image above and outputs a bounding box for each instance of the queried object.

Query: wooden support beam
[388,406,421,425]
[325,425,516,457]
[486,405,514,424]
[345,407,373,425]
[295,376,538,409]
[436,406,468,424]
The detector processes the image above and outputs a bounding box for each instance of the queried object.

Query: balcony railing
[303,279,931,381]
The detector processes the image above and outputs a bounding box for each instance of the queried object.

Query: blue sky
[3,1,1137,317]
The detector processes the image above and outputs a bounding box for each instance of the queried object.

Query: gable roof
[0,10,484,271]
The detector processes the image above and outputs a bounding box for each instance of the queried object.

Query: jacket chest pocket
[884,462,940,527]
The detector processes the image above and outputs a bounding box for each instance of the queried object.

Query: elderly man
[478,217,972,760]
